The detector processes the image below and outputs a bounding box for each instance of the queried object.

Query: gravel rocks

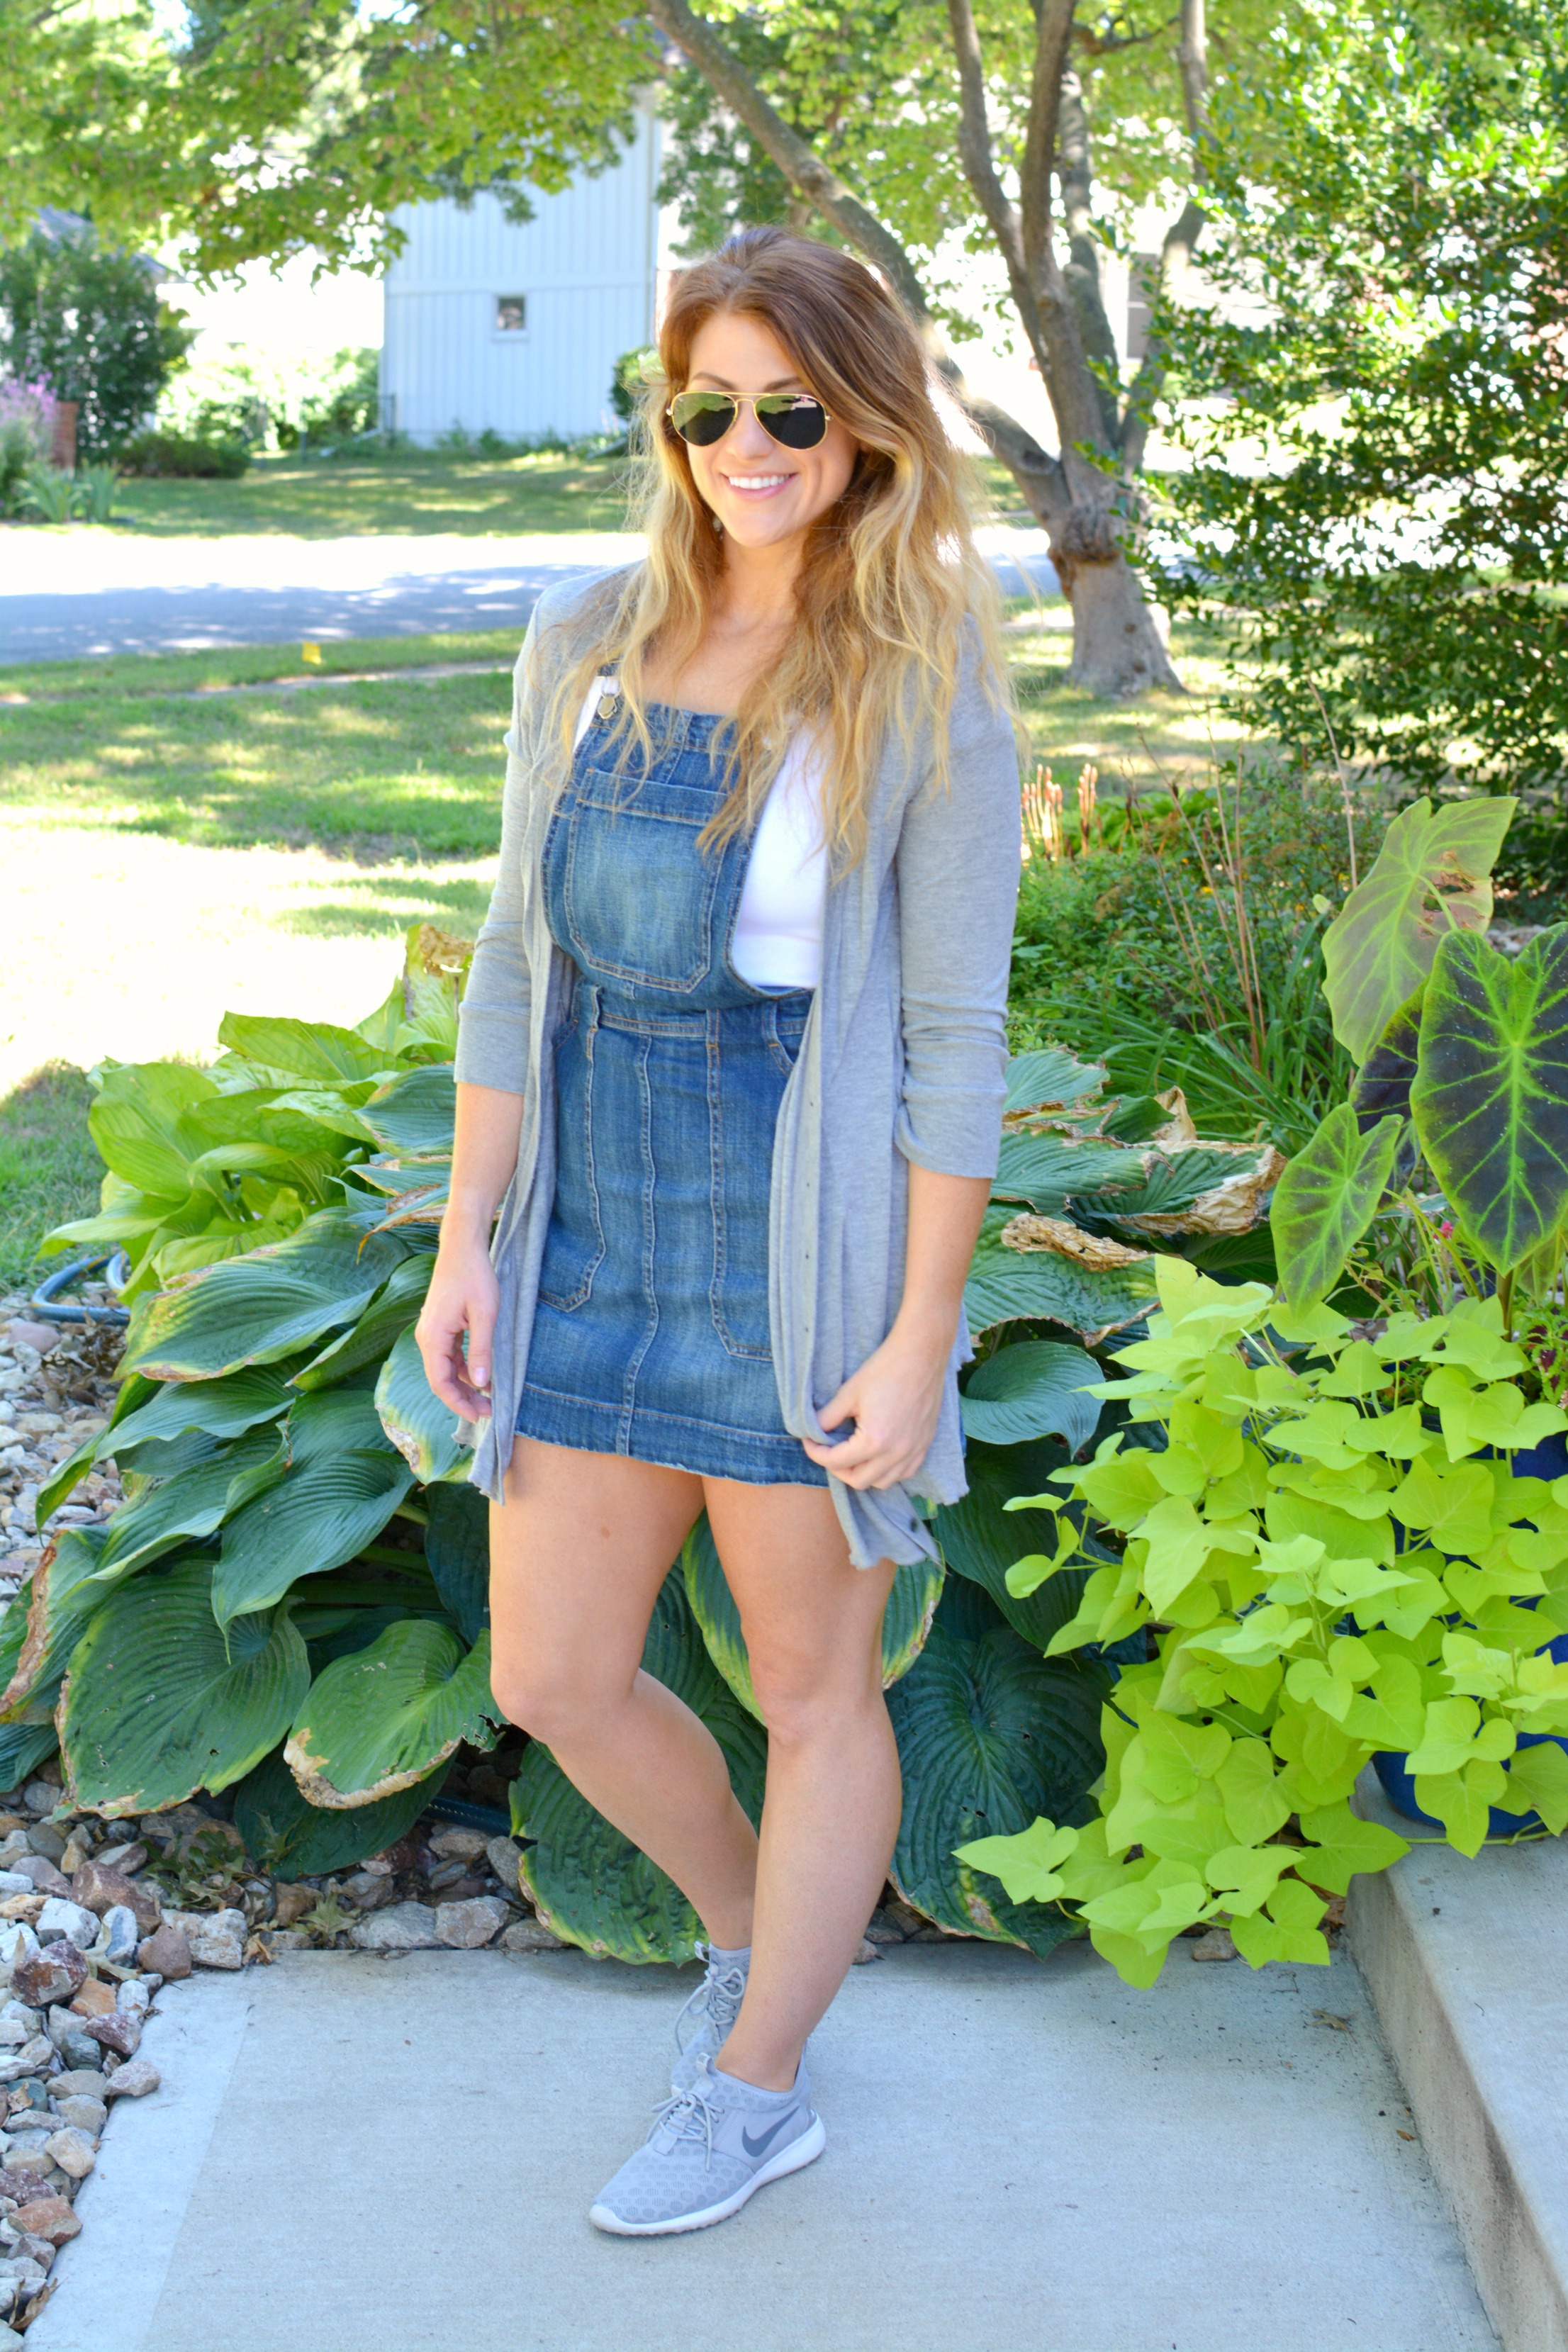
[348,1901,441,1952]
[162,1910,245,1971]
[35,1899,99,1951]
[11,1944,86,2007]
[500,1917,566,1953]
[101,2059,159,2101]
[16,2195,80,2246]
[43,2129,95,2181]
[81,2012,140,2060]
[53,2097,106,2136]
[135,1924,192,1980]
[72,1859,160,1933]
[436,1896,508,1948]
[99,1905,141,1965]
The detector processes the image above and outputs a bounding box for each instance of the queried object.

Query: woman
[416,225,1021,2237]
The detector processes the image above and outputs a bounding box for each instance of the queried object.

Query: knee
[489,1655,612,1749]
[748,1651,880,1750]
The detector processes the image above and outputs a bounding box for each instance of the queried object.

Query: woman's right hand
[416,1237,500,1421]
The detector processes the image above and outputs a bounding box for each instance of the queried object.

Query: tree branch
[1056,62,1121,445]
[644,0,1069,524]
[1176,0,1209,151]
[1019,0,1074,290]
[1120,0,1209,474]
[643,0,931,322]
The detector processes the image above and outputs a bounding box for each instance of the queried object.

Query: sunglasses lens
[758,396,829,449]
[669,392,737,446]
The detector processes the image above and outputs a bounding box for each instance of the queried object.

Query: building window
[495,294,527,335]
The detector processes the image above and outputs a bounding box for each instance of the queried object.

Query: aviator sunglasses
[666,388,832,451]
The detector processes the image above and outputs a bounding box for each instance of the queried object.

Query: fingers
[418,1298,491,1422]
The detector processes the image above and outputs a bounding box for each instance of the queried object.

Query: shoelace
[649,2083,721,2168]
[673,1954,749,2054]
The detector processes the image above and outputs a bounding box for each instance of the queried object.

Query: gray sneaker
[589,2055,825,2236]
[671,1945,750,2091]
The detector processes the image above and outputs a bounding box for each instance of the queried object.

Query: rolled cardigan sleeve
[892,676,1021,1180]
[454,629,543,1096]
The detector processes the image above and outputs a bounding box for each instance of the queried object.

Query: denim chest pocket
[557,765,727,994]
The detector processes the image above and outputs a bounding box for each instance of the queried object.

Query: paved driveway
[0,527,1058,663]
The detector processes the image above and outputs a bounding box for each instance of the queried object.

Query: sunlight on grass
[110,449,637,539]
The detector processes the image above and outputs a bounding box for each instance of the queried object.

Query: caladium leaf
[1412,926,1568,1273]
[961,1341,1102,1452]
[1321,795,1515,1063]
[61,1557,310,1817]
[680,1512,940,1721]
[286,1622,500,1806]
[121,1215,403,1381]
[1270,1103,1404,1313]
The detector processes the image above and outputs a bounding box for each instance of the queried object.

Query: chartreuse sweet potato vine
[956,1256,1568,1988]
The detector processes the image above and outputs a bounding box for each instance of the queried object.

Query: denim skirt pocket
[535,1007,606,1312]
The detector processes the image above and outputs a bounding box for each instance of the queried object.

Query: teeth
[724,474,788,488]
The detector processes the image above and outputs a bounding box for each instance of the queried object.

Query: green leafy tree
[1145,3,1568,818]
[0,224,194,457]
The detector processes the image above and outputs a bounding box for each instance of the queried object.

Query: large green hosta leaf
[885,1605,1107,1956]
[1321,795,1515,1063]
[213,1401,413,1628]
[1270,1103,1404,1314]
[1413,926,1568,1273]
[90,1429,286,1588]
[964,1219,1158,1342]
[107,1368,293,1453]
[992,1128,1138,1211]
[359,1066,457,1159]
[292,1256,431,1391]
[121,1216,404,1382]
[376,1324,467,1482]
[285,1622,500,1807]
[232,1747,448,1881]
[514,1572,767,1963]
[934,1442,1094,1653]
[215,1012,390,1085]
[61,1558,309,1818]
[0,1530,115,1725]
[424,1482,489,1644]
[87,1060,218,1199]
[680,1513,941,1722]
[960,1341,1101,1451]
[1004,1049,1105,1113]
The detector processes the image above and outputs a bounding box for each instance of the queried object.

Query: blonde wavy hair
[548,225,1009,869]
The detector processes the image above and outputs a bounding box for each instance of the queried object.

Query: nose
[728,402,777,460]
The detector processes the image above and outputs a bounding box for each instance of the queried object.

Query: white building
[379,114,663,444]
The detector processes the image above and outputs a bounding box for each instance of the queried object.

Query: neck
[712,530,803,637]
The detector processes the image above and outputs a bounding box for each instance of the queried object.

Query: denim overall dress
[515,695,829,1486]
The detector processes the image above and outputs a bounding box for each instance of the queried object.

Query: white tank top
[574,679,827,991]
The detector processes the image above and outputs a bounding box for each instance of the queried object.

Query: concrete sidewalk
[29,1939,1491,2352]
[0,526,1059,663]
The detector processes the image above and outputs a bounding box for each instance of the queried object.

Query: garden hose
[28,1250,130,1329]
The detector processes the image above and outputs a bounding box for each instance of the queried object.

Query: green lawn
[0,1066,105,1292]
[108,448,640,537]
[0,596,1253,1279]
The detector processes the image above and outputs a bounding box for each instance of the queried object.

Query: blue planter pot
[1375,1430,1568,1838]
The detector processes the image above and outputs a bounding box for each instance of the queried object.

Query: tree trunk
[1060,547,1180,696]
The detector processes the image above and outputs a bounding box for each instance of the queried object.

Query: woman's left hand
[802,1320,951,1490]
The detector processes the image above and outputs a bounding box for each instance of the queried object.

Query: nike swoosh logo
[741,2110,798,2160]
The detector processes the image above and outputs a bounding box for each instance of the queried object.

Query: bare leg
[488,1437,759,1947]
[702,1479,900,2093]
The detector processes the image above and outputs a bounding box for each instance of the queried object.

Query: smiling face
[677,310,860,553]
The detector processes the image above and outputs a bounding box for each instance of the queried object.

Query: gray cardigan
[454,570,1021,1568]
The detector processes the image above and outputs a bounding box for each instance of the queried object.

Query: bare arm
[415,1082,525,1421]
[802,1164,991,1489]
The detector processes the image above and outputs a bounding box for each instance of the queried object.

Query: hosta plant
[957,1255,1568,1988]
